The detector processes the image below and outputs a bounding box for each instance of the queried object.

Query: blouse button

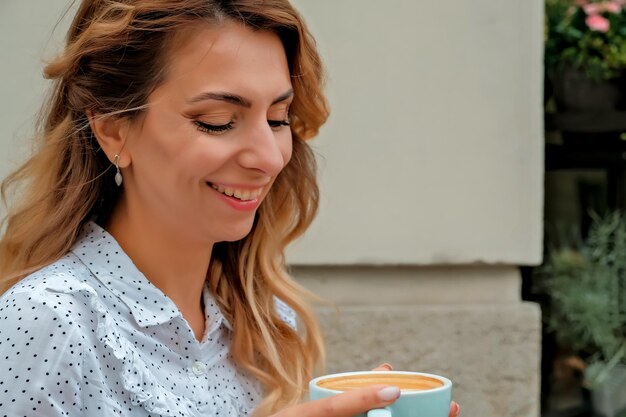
[191,361,206,376]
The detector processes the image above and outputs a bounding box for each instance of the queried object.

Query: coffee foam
[316,373,444,392]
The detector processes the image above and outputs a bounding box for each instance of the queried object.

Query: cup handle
[367,408,392,417]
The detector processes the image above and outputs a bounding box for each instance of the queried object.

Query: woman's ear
[86,111,131,168]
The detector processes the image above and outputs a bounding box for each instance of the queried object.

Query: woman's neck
[105,201,213,341]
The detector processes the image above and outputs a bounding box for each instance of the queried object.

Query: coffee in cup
[309,371,452,417]
[316,373,444,392]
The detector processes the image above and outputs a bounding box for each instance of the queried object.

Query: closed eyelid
[186,109,234,125]
[187,109,233,118]
[270,102,290,111]
[196,116,233,124]
[268,112,289,120]
[268,103,290,119]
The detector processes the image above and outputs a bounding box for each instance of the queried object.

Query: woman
[0,1,459,416]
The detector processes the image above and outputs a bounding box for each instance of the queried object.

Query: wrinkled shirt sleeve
[0,289,84,416]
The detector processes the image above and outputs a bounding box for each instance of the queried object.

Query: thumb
[273,385,400,417]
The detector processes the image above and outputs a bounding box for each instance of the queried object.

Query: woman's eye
[194,120,233,134]
[268,119,290,130]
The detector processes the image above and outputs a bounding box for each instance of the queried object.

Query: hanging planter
[545,0,626,111]
[549,66,626,111]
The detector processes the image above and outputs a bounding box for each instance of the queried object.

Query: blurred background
[1,1,624,417]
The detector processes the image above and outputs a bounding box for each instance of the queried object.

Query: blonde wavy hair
[0,0,328,414]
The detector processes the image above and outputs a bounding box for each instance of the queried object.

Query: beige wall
[0,1,73,185]
[288,0,544,266]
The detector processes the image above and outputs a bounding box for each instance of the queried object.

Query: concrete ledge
[293,265,522,305]
[316,303,541,417]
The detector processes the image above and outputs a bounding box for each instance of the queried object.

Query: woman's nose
[238,122,290,176]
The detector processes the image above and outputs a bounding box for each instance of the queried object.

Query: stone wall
[295,266,542,417]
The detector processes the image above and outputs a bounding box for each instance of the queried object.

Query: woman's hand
[372,363,460,417]
[271,383,401,417]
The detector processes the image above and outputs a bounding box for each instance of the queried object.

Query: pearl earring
[114,154,123,186]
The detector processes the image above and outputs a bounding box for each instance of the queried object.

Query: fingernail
[381,363,393,370]
[377,386,401,401]
[453,402,461,416]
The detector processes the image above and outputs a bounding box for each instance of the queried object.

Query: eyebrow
[187,88,294,108]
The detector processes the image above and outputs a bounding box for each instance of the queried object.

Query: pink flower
[584,3,602,14]
[603,1,622,12]
[586,13,611,31]
[583,1,623,14]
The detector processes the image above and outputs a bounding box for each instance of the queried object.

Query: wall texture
[0,1,73,184]
[288,0,544,265]
[295,266,542,417]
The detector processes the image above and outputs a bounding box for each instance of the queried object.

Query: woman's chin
[214,223,256,243]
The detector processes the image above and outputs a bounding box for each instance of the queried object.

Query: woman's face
[122,22,293,244]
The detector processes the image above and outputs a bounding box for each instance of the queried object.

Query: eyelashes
[268,119,291,129]
[194,119,290,134]
[194,121,233,134]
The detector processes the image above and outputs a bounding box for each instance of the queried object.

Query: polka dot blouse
[0,221,297,416]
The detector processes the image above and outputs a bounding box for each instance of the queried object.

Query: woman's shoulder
[0,253,101,330]
[0,254,103,415]
[5,252,93,295]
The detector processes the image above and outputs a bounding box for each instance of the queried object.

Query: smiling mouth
[207,182,263,201]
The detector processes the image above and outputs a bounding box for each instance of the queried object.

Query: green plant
[545,0,626,81]
[542,212,626,387]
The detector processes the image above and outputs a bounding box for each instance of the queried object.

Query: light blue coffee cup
[309,371,452,417]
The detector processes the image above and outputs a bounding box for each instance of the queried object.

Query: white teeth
[210,183,263,201]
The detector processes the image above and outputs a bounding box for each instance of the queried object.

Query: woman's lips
[208,182,264,201]
[207,182,263,211]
